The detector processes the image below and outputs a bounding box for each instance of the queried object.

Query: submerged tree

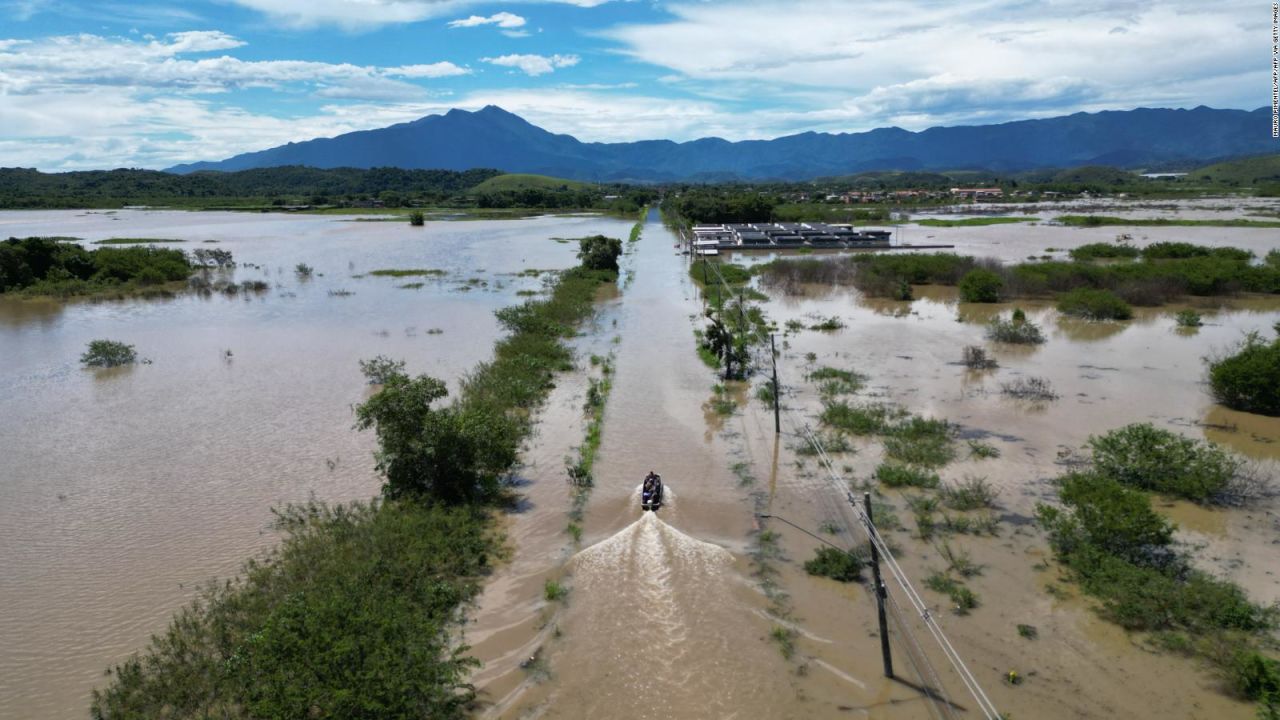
[81,339,137,368]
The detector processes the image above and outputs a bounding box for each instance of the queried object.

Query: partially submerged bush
[941,476,998,510]
[1208,332,1280,416]
[1175,309,1203,327]
[986,314,1046,344]
[1000,376,1059,401]
[81,339,137,368]
[1057,287,1133,320]
[409,210,426,226]
[961,345,998,369]
[803,546,865,582]
[577,234,623,272]
[958,268,1004,303]
[875,463,941,489]
[1088,423,1238,503]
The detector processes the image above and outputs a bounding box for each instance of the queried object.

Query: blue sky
[0,0,1271,170]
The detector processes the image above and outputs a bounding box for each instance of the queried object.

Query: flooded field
[471,208,1280,719]
[3,203,1279,719]
[0,209,634,719]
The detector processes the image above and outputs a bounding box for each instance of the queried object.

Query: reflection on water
[0,209,634,720]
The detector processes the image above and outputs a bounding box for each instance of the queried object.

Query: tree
[576,235,622,272]
[958,268,1004,303]
[1208,333,1280,417]
[81,339,137,367]
[355,372,518,505]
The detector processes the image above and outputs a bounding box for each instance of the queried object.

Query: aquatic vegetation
[1016,624,1039,639]
[544,579,568,602]
[1207,332,1280,417]
[1087,423,1241,503]
[294,263,313,278]
[924,572,979,615]
[803,546,865,582]
[80,339,137,368]
[1056,288,1133,320]
[808,315,845,331]
[967,439,1000,458]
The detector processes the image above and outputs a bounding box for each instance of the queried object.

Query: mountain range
[168,105,1276,181]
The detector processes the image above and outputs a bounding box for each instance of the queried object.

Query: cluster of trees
[0,237,191,294]
[672,190,778,224]
[0,166,503,208]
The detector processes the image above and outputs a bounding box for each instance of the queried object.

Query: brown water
[471,209,1280,719]
[0,209,634,720]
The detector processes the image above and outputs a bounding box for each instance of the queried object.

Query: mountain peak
[165,105,1273,181]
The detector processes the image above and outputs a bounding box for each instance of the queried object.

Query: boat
[641,473,664,511]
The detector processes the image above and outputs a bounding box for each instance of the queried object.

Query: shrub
[803,546,865,582]
[81,339,137,367]
[1070,243,1140,261]
[884,415,956,467]
[409,210,426,226]
[1000,376,1059,401]
[821,401,903,435]
[577,235,622,272]
[961,345,997,369]
[958,268,1004,302]
[295,263,314,278]
[875,463,941,489]
[1175,309,1203,327]
[987,316,1045,344]
[1088,423,1239,503]
[1208,333,1280,416]
[1057,287,1133,320]
[941,476,997,510]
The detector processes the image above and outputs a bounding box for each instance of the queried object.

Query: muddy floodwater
[4,204,1280,719]
[0,209,633,719]
[468,207,1280,720]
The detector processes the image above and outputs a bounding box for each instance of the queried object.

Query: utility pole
[770,333,780,434]
[864,492,894,679]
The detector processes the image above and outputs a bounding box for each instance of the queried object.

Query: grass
[368,268,447,277]
[924,572,979,615]
[820,401,956,467]
[769,625,797,660]
[967,439,1000,459]
[1017,624,1039,639]
[1001,376,1060,401]
[915,217,1034,227]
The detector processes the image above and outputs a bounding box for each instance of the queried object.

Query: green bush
[875,463,941,489]
[1087,423,1238,502]
[359,355,407,385]
[1069,243,1140,260]
[986,316,1045,344]
[81,339,137,367]
[577,234,623,272]
[803,546,865,582]
[1208,333,1280,416]
[1175,309,1203,327]
[90,500,493,720]
[408,210,425,226]
[1057,287,1133,320]
[958,268,1005,302]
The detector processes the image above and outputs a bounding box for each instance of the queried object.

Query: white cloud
[482,53,578,76]
[448,12,525,29]
[388,62,471,78]
[224,0,607,30]
[604,0,1266,131]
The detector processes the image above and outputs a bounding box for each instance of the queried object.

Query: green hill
[471,173,592,194]
[1190,155,1280,186]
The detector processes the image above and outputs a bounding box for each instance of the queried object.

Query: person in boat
[642,471,663,508]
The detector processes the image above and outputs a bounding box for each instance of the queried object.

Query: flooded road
[0,210,633,720]
[486,207,1280,719]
